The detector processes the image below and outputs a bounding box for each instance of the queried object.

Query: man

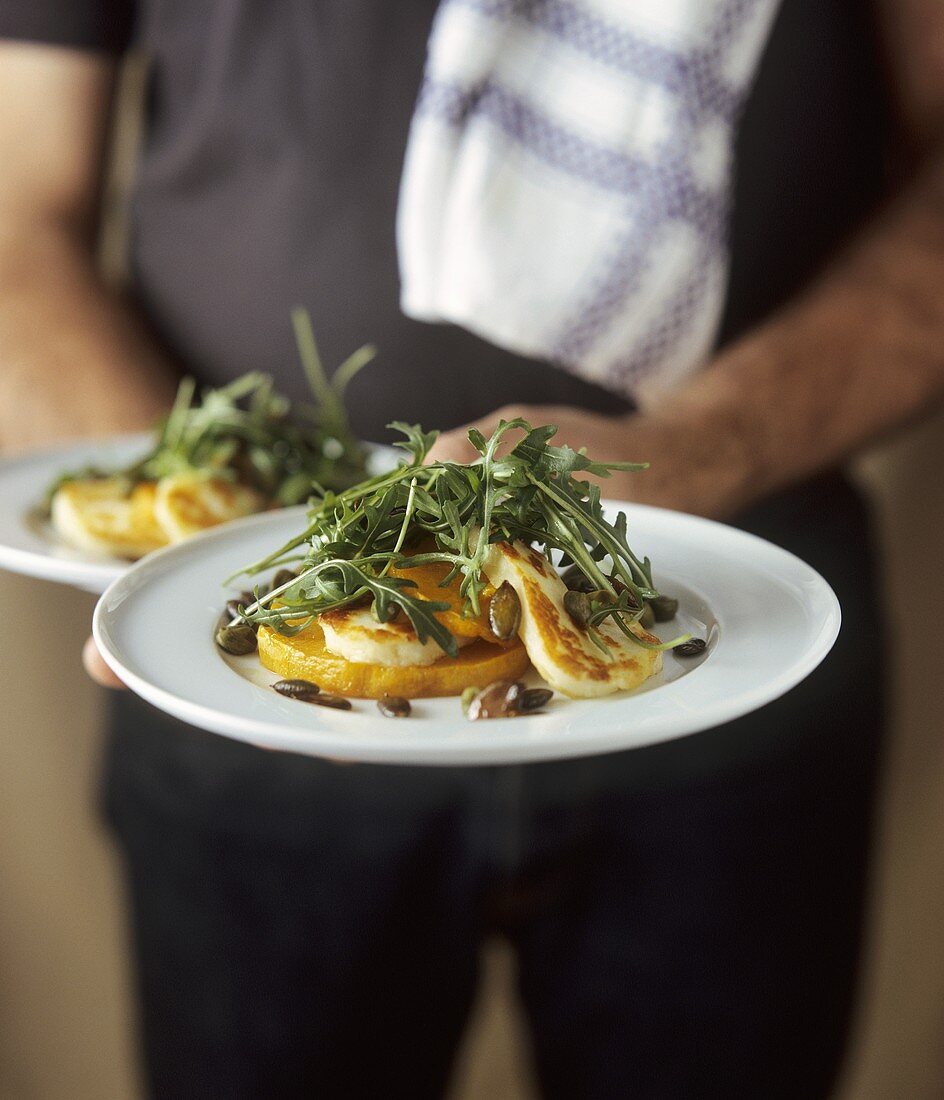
[0,1,942,1097]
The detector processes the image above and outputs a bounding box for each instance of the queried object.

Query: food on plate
[259,619,531,700]
[461,681,553,720]
[51,473,264,559]
[51,478,174,560]
[482,539,663,698]
[42,308,373,559]
[224,419,697,709]
[376,695,412,718]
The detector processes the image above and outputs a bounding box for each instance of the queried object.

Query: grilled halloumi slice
[51,472,264,559]
[481,541,662,698]
[152,473,263,542]
[320,606,476,667]
[50,478,169,559]
[319,559,497,668]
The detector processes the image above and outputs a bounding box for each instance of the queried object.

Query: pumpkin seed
[489,581,521,641]
[273,678,321,702]
[674,638,707,657]
[563,589,592,629]
[561,565,596,593]
[377,695,411,718]
[613,582,640,609]
[223,598,258,630]
[649,595,679,622]
[306,692,353,710]
[465,679,524,720]
[460,686,480,716]
[272,568,298,590]
[215,623,257,656]
[519,688,553,712]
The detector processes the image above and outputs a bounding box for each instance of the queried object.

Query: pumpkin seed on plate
[307,692,352,710]
[460,686,480,716]
[488,581,521,641]
[377,695,411,718]
[273,678,321,702]
[563,590,592,629]
[215,623,258,655]
[519,688,553,712]
[649,595,679,622]
[561,565,596,593]
[465,679,524,720]
[223,598,258,629]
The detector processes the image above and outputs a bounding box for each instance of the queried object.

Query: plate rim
[0,433,153,592]
[92,501,841,766]
[0,435,396,593]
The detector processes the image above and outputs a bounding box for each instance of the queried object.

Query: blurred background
[3,54,944,1100]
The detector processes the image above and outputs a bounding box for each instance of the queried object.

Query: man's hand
[83,636,125,689]
[428,402,757,520]
[429,405,623,465]
[432,2,944,524]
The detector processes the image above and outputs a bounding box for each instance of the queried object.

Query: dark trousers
[104,473,884,1099]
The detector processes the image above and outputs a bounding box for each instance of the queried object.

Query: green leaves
[388,422,439,465]
[47,309,372,509]
[361,572,456,656]
[293,558,458,657]
[236,415,682,655]
[466,427,489,455]
[508,423,648,482]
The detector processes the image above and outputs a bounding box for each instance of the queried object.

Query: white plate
[93,503,840,766]
[0,436,396,594]
[0,434,153,593]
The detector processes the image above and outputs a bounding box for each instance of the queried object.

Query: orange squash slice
[258,620,530,699]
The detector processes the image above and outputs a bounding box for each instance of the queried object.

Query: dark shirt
[2,0,888,441]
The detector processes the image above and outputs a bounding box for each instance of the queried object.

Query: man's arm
[431,0,944,520]
[0,42,177,454]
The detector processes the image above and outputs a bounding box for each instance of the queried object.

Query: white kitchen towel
[397,0,781,396]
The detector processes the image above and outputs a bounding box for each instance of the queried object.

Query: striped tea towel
[397,0,781,396]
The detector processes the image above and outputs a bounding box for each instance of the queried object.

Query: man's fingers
[83,635,126,690]
[428,407,535,464]
[426,430,480,464]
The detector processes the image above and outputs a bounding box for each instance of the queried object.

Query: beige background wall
[1,414,944,1100]
[840,414,944,1099]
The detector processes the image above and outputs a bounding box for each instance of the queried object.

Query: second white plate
[0,436,397,594]
[0,434,152,593]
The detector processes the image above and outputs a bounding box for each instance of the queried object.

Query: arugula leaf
[388,422,439,465]
[236,415,686,656]
[45,309,372,512]
[295,559,458,656]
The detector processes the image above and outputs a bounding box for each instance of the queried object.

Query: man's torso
[121,0,888,438]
